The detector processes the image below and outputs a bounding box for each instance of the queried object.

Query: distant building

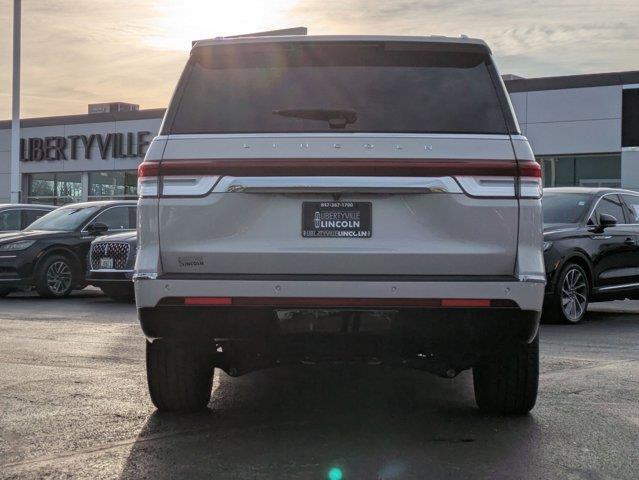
[506,70,639,189]
[87,102,139,114]
[0,106,162,204]
[1,69,638,203]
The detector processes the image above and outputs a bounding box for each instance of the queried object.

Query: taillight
[455,161,541,199]
[137,158,542,198]
[137,162,219,197]
[455,176,516,197]
[138,163,159,198]
[518,161,542,199]
[138,176,159,198]
[161,175,220,196]
[519,177,542,199]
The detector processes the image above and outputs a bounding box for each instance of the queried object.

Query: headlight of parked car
[543,241,553,252]
[0,240,36,251]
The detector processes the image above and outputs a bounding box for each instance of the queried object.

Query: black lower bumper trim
[139,306,540,353]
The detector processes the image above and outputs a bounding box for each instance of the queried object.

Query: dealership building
[0,70,638,205]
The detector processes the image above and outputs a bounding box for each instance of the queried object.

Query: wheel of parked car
[100,284,135,302]
[547,262,589,324]
[146,340,214,412]
[0,288,11,297]
[34,254,76,298]
[473,333,539,414]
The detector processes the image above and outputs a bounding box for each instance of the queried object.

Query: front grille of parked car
[90,242,131,270]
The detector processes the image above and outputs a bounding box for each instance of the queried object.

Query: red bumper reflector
[180,297,510,308]
[440,298,492,308]
[184,297,233,306]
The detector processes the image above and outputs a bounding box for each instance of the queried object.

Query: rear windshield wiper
[272,109,357,129]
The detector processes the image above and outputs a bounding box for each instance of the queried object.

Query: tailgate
[154,135,520,277]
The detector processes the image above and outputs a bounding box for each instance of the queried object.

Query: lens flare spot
[328,467,343,480]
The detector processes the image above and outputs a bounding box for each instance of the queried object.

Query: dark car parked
[543,187,639,323]
[87,230,137,301]
[0,204,56,232]
[0,200,137,298]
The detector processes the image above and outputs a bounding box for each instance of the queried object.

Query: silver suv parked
[135,35,544,413]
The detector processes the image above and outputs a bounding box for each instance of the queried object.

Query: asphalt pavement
[0,291,638,479]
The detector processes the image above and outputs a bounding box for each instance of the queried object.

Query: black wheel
[0,288,12,297]
[100,284,135,302]
[146,340,214,412]
[545,263,589,324]
[473,334,539,414]
[34,255,76,298]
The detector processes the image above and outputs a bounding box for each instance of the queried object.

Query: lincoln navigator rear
[135,35,544,414]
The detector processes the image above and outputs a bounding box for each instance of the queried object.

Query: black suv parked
[0,200,136,298]
[543,187,639,323]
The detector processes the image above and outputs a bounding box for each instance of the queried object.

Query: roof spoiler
[192,27,307,47]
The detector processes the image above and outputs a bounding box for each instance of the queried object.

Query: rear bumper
[87,270,134,286]
[134,276,545,311]
[136,277,543,374]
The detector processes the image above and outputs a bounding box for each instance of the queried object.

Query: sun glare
[148,0,301,51]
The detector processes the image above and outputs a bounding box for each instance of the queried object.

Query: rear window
[166,42,514,135]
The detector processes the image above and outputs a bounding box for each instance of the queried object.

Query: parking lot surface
[0,292,638,479]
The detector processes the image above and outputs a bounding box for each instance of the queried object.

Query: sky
[0,0,638,119]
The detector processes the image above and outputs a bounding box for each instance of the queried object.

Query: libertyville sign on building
[20,131,151,162]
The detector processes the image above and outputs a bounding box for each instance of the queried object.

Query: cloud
[0,0,638,118]
[286,0,639,75]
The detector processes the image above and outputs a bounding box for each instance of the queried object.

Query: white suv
[135,35,544,413]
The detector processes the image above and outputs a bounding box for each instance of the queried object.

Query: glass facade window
[27,172,82,205]
[88,171,138,201]
[538,154,621,188]
[55,173,82,205]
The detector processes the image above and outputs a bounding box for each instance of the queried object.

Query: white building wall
[509,85,622,156]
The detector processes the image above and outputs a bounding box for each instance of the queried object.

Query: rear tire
[146,340,214,412]
[544,262,589,324]
[0,288,11,297]
[473,334,539,414]
[100,284,135,302]
[34,255,76,298]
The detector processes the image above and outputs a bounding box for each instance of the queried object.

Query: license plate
[302,202,372,238]
[100,258,114,269]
